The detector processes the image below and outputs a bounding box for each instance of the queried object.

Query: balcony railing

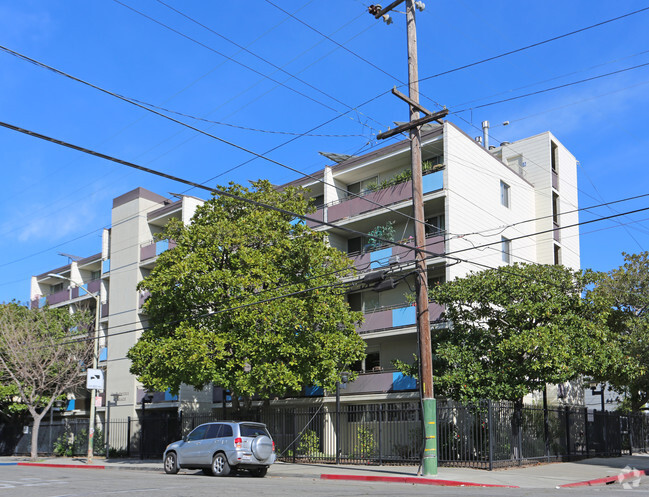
[307,170,443,227]
[140,239,177,262]
[358,301,444,335]
[349,232,444,271]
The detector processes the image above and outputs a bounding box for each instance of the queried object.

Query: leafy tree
[428,263,613,404]
[589,252,649,412]
[0,303,94,460]
[128,180,365,408]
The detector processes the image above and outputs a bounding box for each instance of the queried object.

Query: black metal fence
[6,401,649,469]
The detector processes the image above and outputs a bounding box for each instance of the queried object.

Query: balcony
[343,371,417,395]
[140,239,177,262]
[358,302,444,335]
[349,233,444,271]
[307,170,443,228]
[139,290,151,310]
[70,279,101,299]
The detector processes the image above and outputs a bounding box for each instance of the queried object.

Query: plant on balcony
[359,161,442,195]
[366,221,395,251]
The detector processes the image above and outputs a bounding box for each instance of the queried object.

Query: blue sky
[1,0,648,303]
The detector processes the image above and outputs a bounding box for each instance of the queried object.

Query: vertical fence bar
[378,404,383,466]
[487,400,493,471]
[126,416,131,458]
[565,407,570,460]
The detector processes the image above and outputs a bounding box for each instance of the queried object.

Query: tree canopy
[428,263,613,403]
[0,302,93,459]
[128,180,365,403]
[589,252,649,412]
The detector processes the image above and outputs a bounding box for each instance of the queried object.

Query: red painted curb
[17,462,105,470]
[558,469,647,488]
[320,474,518,488]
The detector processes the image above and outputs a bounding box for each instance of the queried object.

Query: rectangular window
[50,282,64,294]
[500,181,510,208]
[91,270,101,281]
[425,215,445,236]
[554,244,561,265]
[347,236,363,254]
[551,141,559,173]
[501,236,511,263]
[312,194,324,209]
[347,176,378,196]
[552,192,560,225]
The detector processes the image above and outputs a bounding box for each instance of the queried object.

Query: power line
[454,61,649,113]
[0,44,442,235]
[415,6,649,85]
[264,0,400,83]
[152,0,386,132]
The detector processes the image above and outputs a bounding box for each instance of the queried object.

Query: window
[425,215,445,236]
[186,425,208,441]
[551,141,559,173]
[501,236,511,263]
[312,195,324,209]
[347,236,363,254]
[554,244,561,265]
[365,350,381,371]
[347,176,378,196]
[205,423,222,439]
[50,282,64,294]
[500,181,510,208]
[91,270,101,281]
[552,192,560,225]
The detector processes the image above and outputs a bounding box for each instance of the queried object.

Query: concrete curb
[321,474,519,488]
[16,462,106,470]
[558,468,648,488]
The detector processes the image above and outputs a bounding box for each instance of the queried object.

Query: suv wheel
[211,453,230,477]
[164,452,179,475]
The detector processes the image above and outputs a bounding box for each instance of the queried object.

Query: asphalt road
[0,466,647,496]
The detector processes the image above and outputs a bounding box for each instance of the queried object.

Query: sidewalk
[2,454,648,489]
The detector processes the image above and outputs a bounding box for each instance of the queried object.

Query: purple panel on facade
[30,298,38,309]
[327,200,351,222]
[351,252,371,270]
[305,208,324,228]
[139,290,150,309]
[428,302,445,322]
[357,308,392,334]
[425,234,445,256]
[47,289,70,305]
[392,240,416,263]
[88,279,101,293]
[71,287,80,299]
[553,225,561,242]
[344,372,394,394]
[101,302,109,318]
[140,243,156,261]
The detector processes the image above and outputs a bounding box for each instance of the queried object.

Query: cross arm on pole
[369,1,405,18]
[376,109,449,140]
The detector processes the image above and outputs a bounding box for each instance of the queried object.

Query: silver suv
[163,421,276,477]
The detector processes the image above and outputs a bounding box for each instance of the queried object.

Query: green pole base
[422,397,438,476]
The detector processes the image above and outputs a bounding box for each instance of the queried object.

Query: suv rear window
[240,424,268,437]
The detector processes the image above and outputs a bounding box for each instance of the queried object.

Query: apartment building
[30,189,205,422]
[29,120,581,425]
[285,121,580,404]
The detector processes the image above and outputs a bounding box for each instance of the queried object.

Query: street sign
[86,368,104,390]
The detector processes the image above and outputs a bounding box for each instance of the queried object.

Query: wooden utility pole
[370,0,438,476]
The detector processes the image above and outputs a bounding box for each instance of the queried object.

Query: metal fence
[6,401,649,469]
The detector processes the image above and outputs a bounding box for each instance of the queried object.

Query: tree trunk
[30,411,46,460]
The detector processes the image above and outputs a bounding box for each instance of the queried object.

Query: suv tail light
[272,441,275,452]
[234,437,242,448]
